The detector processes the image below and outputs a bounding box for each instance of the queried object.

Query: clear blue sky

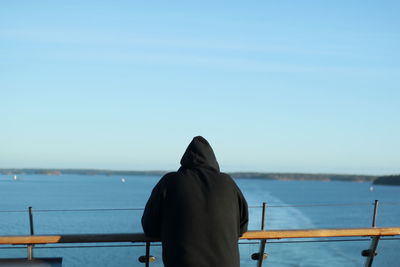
[1,1,399,175]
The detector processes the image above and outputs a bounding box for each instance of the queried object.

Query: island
[373,175,400,186]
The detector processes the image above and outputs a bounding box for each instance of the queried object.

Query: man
[142,136,248,267]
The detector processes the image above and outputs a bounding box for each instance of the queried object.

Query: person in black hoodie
[142,136,248,267]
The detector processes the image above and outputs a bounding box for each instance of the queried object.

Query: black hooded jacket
[142,136,248,267]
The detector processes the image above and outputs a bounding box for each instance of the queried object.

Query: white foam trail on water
[247,192,315,230]
[241,187,358,266]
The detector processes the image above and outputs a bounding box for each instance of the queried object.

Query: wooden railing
[0,227,399,245]
[1,227,399,266]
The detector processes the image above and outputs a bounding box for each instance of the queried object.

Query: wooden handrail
[0,227,399,245]
[241,227,400,239]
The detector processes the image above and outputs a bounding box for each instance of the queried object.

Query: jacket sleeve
[237,187,249,237]
[141,178,165,238]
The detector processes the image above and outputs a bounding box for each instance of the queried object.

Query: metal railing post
[372,200,379,228]
[145,242,150,267]
[363,200,380,267]
[255,202,268,267]
[27,206,34,260]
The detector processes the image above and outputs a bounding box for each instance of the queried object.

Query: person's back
[142,136,248,267]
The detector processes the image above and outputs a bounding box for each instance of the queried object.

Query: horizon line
[0,167,393,177]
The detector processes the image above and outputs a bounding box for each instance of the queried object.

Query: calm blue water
[0,174,399,266]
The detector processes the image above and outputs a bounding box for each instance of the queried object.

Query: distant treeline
[229,172,377,182]
[3,168,399,185]
[373,175,400,186]
[0,168,167,176]
[0,168,383,182]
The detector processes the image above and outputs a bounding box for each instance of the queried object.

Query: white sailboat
[13,175,17,181]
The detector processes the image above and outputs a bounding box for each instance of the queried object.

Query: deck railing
[1,200,400,266]
[1,227,400,266]
[1,227,398,244]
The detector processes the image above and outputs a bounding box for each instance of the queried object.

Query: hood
[180,136,220,172]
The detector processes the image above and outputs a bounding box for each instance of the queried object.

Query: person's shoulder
[154,172,179,189]
[219,173,246,198]
[218,172,237,184]
[160,171,179,180]
[219,171,234,179]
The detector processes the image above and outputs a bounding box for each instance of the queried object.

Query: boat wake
[243,192,360,267]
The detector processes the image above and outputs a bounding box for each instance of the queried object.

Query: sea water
[0,174,399,266]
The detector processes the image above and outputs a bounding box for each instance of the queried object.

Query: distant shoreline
[0,168,167,177]
[0,168,384,183]
[372,175,400,186]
